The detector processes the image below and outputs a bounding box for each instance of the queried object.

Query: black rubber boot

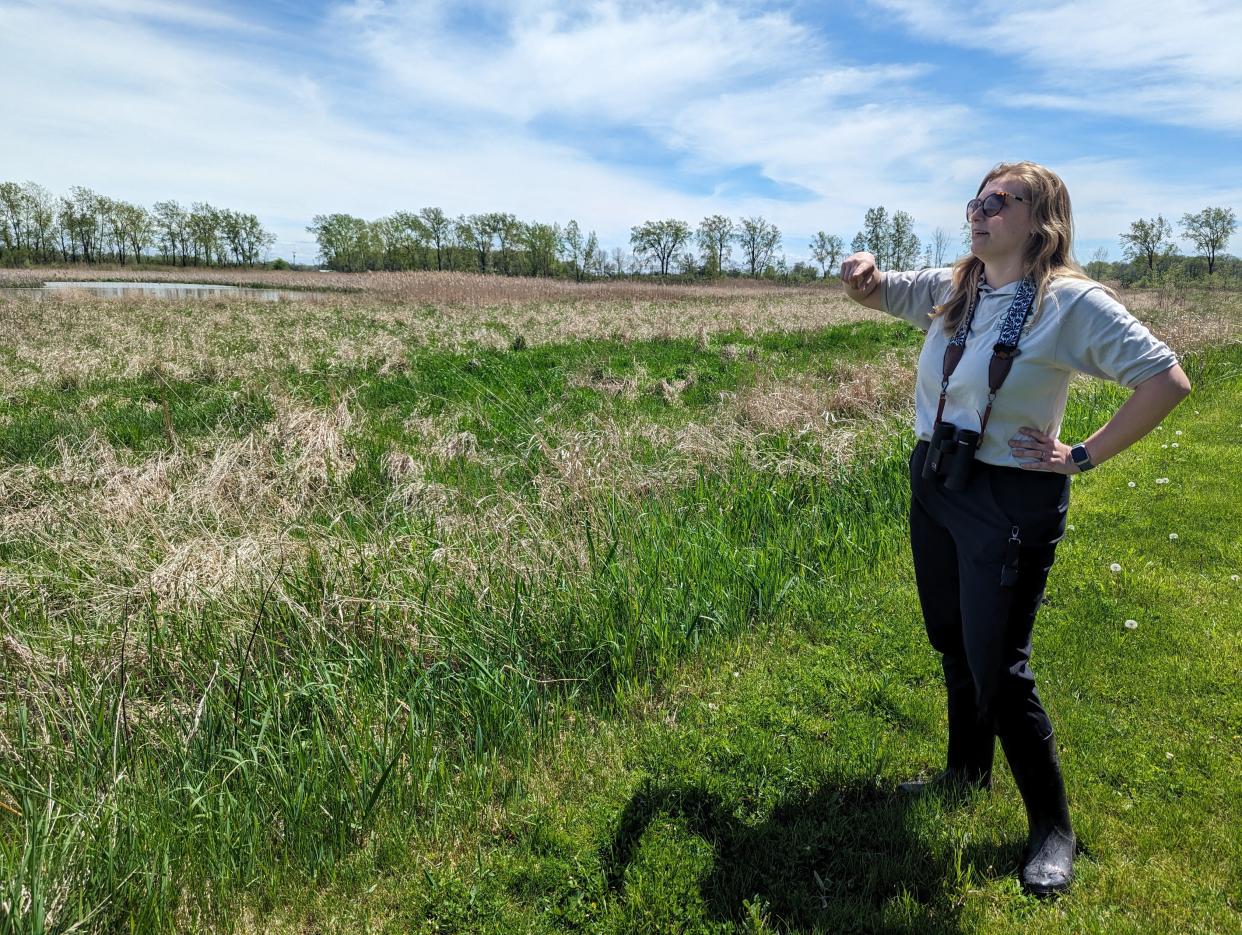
[900,676,994,797]
[1000,730,1075,897]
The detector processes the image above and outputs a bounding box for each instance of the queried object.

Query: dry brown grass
[2,277,1237,616]
[0,283,882,390]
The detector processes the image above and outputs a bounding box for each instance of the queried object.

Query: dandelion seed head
[1231,575,1239,582]
[1169,533,1179,540]
[1161,444,1168,449]
[1110,563,1122,573]
[1155,477,1169,484]
[1127,481,1136,488]
[1124,619,1139,629]
[1175,430,1183,436]
[1172,443,1180,448]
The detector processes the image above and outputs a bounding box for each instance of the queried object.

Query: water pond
[0,281,306,301]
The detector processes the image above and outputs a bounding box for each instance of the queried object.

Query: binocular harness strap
[935,276,1038,442]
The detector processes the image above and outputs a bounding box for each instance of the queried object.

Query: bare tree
[930,227,952,266]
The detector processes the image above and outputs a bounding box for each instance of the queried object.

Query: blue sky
[3,0,1239,265]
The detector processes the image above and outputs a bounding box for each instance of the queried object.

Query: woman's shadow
[601,775,1019,933]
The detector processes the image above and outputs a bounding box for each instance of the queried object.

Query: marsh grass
[0,278,1238,933]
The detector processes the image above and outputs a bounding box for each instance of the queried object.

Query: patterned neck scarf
[951,274,1038,351]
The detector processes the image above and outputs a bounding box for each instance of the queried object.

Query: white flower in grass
[1172,443,1180,449]
[1127,480,1136,488]
[1231,575,1240,582]
[1169,533,1179,541]
[1161,444,1168,449]
[1166,752,1175,759]
[1067,524,1075,531]
[1110,563,1122,573]
[1156,478,1169,485]
[1175,430,1183,436]
[1124,619,1139,629]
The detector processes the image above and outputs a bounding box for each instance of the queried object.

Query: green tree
[862,206,890,268]
[630,219,691,277]
[1120,215,1177,273]
[809,231,844,278]
[735,216,781,277]
[561,219,586,282]
[419,207,450,271]
[696,215,734,275]
[153,200,190,265]
[523,222,561,277]
[0,181,29,255]
[1180,207,1236,275]
[888,210,921,270]
[492,213,521,275]
[63,186,103,263]
[23,182,58,263]
[307,213,373,271]
[583,230,603,279]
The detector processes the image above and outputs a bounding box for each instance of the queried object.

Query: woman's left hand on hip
[1008,426,1079,474]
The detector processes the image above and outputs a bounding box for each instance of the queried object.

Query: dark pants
[908,440,1070,747]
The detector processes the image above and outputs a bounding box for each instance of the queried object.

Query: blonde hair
[933,161,1113,332]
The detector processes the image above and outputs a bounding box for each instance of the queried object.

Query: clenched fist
[840,251,880,296]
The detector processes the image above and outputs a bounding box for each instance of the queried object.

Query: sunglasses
[966,191,1027,220]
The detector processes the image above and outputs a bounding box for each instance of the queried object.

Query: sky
[2,0,1240,265]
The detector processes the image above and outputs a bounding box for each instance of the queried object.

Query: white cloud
[336,0,820,124]
[1,0,1236,264]
[871,0,1242,132]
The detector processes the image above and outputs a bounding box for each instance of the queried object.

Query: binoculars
[922,422,979,491]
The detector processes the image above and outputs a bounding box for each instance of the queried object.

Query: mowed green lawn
[252,347,1241,933]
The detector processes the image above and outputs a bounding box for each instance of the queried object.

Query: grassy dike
[249,346,1241,933]
[1,320,1237,933]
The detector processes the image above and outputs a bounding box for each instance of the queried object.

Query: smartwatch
[1070,444,1095,472]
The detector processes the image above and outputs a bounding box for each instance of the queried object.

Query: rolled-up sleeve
[881,267,953,333]
[1054,287,1179,388]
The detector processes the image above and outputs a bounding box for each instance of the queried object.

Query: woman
[840,161,1191,896]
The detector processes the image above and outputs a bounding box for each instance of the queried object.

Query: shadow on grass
[602,777,1020,933]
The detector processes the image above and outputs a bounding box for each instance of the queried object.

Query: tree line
[1,178,1235,286]
[1110,208,1238,280]
[0,181,274,267]
[307,207,931,281]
